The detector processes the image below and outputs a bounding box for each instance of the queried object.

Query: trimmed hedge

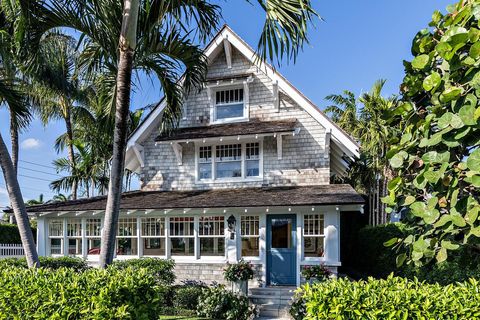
[0,224,36,244]
[196,285,256,320]
[0,266,168,319]
[0,256,89,272]
[111,258,175,285]
[293,276,480,319]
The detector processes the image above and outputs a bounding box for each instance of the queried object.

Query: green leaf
[424,170,441,184]
[384,237,398,247]
[470,42,480,59]
[388,177,402,191]
[424,209,440,224]
[465,206,479,225]
[390,153,405,168]
[400,132,412,145]
[472,175,480,187]
[412,54,430,70]
[471,71,480,89]
[469,226,480,237]
[459,104,476,126]
[437,112,464,129]
[440,87,463,103]
[410,202,426,218]
[423,72,441,91]
[451,214,466,227]
[422,151,450,164]
[434,214,452,228]
[396,253,407,267]
[436,247,448,263]
[441,240,459,250]
[404,196,416,206]
[467,149,480,171]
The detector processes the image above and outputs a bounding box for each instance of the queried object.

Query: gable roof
[125,25,359,173]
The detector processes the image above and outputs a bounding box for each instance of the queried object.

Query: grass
[158,317,207,320]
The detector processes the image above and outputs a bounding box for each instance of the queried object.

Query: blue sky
[0,0,453,208]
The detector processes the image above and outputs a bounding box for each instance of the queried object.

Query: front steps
[249,287,295,319]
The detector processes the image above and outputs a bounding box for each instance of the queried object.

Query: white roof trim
[125,25,359,172]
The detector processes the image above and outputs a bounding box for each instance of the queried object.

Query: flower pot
[231,280,248,296]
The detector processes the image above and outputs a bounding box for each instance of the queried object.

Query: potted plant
[224,259,255,296]
[301,264,332,284]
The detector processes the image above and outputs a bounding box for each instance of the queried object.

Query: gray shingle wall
[141,47,329,191]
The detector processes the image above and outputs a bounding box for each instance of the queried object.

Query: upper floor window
[214,88,245,122]
[197,141,262,182]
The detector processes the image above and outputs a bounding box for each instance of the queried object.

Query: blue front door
[267,214,296,285]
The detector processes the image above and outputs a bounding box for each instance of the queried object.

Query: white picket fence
[0,244,24,258]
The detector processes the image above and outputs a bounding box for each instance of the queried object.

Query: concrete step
[255,303,291,319]
[249,295,293,306]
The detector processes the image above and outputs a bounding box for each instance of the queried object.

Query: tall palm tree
[325,90,360,137]
[18,0,318,267]
[0,6,39,267]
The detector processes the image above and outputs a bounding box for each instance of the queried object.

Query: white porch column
[165,217,171,259]
[226,213,238,263]
[296,211,303,287]
[137,217,142,257]
[63,218,68,256]
[37,218,46,257]
[324,209,340,264]
[194,216,200,260]
[81,218,87,259]
[259,214,267,287]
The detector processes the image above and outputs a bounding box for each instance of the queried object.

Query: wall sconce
[227,215,236,240]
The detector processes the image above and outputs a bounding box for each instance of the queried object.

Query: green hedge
[111,258,175,285]
[0,266,168,319]
[0,256,89,272]
[293,276,480,320]
[196,285,256,320]
[0,224,36,244]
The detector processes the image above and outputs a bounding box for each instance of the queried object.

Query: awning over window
[155,119,298,143]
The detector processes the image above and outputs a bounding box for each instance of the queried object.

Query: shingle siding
[141,47,330,191]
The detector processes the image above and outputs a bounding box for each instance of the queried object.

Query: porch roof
[155,119,297,142]
[7,185,364,214]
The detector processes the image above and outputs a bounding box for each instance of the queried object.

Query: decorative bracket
[133,143,145,167]
[171,142,183,165]
[223,36,232,69]
[273,80,279,112]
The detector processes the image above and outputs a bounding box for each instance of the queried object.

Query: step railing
[0,244,24,258]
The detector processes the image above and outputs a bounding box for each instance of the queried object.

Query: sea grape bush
[384,0,480,266]
[292,276,480,319]
[111,257,175,285]
[223,259,254,282]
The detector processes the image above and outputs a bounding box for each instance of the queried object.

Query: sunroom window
[86,218,101,255]
[170,217,194,256]
[67,219,82,255]
[141,217,166,256]
[214,88,244,121]
[116,218,137,255]
[303,214,325,258]
[49,219,64,255]
[199,216,225,256]
[241,215,260,257]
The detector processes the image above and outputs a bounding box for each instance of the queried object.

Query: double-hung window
[67,219,82,255]
[141,217,166,256]
[199,216,225,256]
[170,217,194,256]
[48,219,64,255]
[86,218,101,255]
[116,218,137,255]
[303,214,325,258]
[241,216,260,257]
[214,88,245,122]
[197,142,261,181]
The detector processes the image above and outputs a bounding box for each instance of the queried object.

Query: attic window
[214,88,245,122]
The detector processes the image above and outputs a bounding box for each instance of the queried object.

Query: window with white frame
[67,219,82,255]
[303,214,325,258]
[199,216,225,256]
[86,218,101,255]
[48,219,64,255]
[170,217,194,256]
[116,218,138,255]
[197,142,261,181]
[141,217,166,256]
[241,216,260,257]
[214,88,245,121]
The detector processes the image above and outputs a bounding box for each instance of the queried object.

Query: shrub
[224,259,254,282]
[293,275,480,319]
[111,258,175,285]
[196,285,256,320]
[172,284,206,310]
[0,224,36,244]
[353,223,411,278]
[301,264,331,281]
[0,256,89,272]
[0,266,168,319]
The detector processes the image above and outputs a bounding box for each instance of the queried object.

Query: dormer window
[214,88,245,122]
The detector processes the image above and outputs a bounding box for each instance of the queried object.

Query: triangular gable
[126,25,359,173]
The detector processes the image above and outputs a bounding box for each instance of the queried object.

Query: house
[6,25,364,287]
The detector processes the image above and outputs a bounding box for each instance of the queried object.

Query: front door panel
[267,214,296,285]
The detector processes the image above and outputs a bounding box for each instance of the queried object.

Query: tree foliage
[384,0,480,266]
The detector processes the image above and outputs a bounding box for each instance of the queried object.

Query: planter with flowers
[224,259,255,296]
[301,264,332,284]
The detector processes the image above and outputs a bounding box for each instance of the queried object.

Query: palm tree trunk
[64,108,78,200]
[99,0,139,268]
[9,118,18,224]
[0,132,39,267]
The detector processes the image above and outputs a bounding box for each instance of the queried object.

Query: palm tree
[25,194,44,206]
[0,7,39,267]
[18,0,318,267]
[325,90,360,137]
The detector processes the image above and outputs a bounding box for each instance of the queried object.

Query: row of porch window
[48,215,325,258]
